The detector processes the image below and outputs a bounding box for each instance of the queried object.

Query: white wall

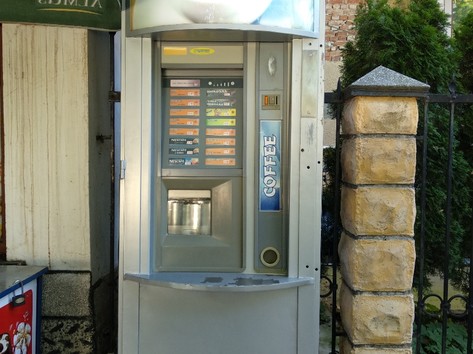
[3,24,91,270]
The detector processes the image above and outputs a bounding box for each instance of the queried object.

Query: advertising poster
[0,286,35,354]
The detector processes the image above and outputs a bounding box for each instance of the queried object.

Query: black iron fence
[322,83,473,354]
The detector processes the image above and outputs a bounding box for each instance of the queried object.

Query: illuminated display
[130,0,318,35]
[162,77,243,169]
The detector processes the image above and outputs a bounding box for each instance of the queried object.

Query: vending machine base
[122,274,317,354]
[0,265,48,354]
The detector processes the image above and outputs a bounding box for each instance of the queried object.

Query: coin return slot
[260,247,281,267]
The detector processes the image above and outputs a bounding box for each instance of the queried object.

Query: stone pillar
[338,66,429,353]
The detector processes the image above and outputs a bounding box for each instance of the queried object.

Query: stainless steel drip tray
[124,272,314,292]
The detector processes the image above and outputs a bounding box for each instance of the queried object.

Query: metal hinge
[120,160,126,180]
[109,90,121,103]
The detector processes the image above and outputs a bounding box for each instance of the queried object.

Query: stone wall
[338,67,429,353]
[325,0,359,62]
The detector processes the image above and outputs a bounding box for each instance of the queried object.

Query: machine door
[157,68,244,272]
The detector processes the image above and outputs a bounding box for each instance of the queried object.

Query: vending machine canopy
[126,0,320,40]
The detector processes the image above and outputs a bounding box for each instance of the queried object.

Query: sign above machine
[127,0,320,39]
[0,0,121,31]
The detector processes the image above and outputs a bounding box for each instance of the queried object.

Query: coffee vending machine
[119,1,325,353]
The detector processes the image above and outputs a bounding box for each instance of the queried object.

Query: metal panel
[139,285,299,354]
[295,38,324,354]
[255,43,288,274]
[121,37,146,275]
[140,38,153,273]
[244,42,257,273]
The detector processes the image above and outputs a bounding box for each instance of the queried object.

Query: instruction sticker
[170,108,200,116]
[169,128,199,136]
[169,148,199,155]
[206,89,236,97]
[170,79,200,88]
[169,157,199,166]
[170,99,200,107]
[206,138,236,146]
[170,89,200,97]
[170,118,200,126]
[206,108,236,117]
[206,118,236,126]
[169,137,199,145]
[206,128,236,136]
[207,98,236,107]
[206,148,235,156]
[205,158,236,166]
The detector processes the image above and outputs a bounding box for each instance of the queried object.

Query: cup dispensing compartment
[167,190,211,236]
[158,177,242,271]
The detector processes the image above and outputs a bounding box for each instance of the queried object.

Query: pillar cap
[344,66,431,99]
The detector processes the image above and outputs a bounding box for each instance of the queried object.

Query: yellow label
[190,47,215,56]
[163,47,188,56]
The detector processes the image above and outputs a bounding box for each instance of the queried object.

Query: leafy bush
[339,0,473,291]
[341,0,456,93]
[413,320,471,353]
[455,10,473,92]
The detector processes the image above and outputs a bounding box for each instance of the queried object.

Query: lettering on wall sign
[37,0,103,10]
[0,0,119,30]
[260,121,281,211]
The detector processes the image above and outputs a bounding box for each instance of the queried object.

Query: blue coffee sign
[260,121,281,211]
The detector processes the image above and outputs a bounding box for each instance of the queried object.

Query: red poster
[0,290,33,354]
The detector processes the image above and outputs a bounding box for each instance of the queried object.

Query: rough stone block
[42,272,91,317]
[42,317,94,354]
[342,96,418,135]
[341,137,416,185]
[338,233,415,292]
[341,186,415,236]
[340,283,414,345]
[340,338,412,354]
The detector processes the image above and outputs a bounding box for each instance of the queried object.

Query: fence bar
[331,80,343,354]
[441,95,456,354]
[468,191,473,354]
[415,98,430,354]
[427,93,473,103]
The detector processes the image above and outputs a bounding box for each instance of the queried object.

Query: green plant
[413,320,471,353]
[454,9,473,92]
[454,0,473,26]
[340,0,472,292]
[341,0,456,92]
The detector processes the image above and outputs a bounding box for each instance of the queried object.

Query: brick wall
[325,0,361,62]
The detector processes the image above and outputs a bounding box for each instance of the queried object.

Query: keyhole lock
[11,280,26,307]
